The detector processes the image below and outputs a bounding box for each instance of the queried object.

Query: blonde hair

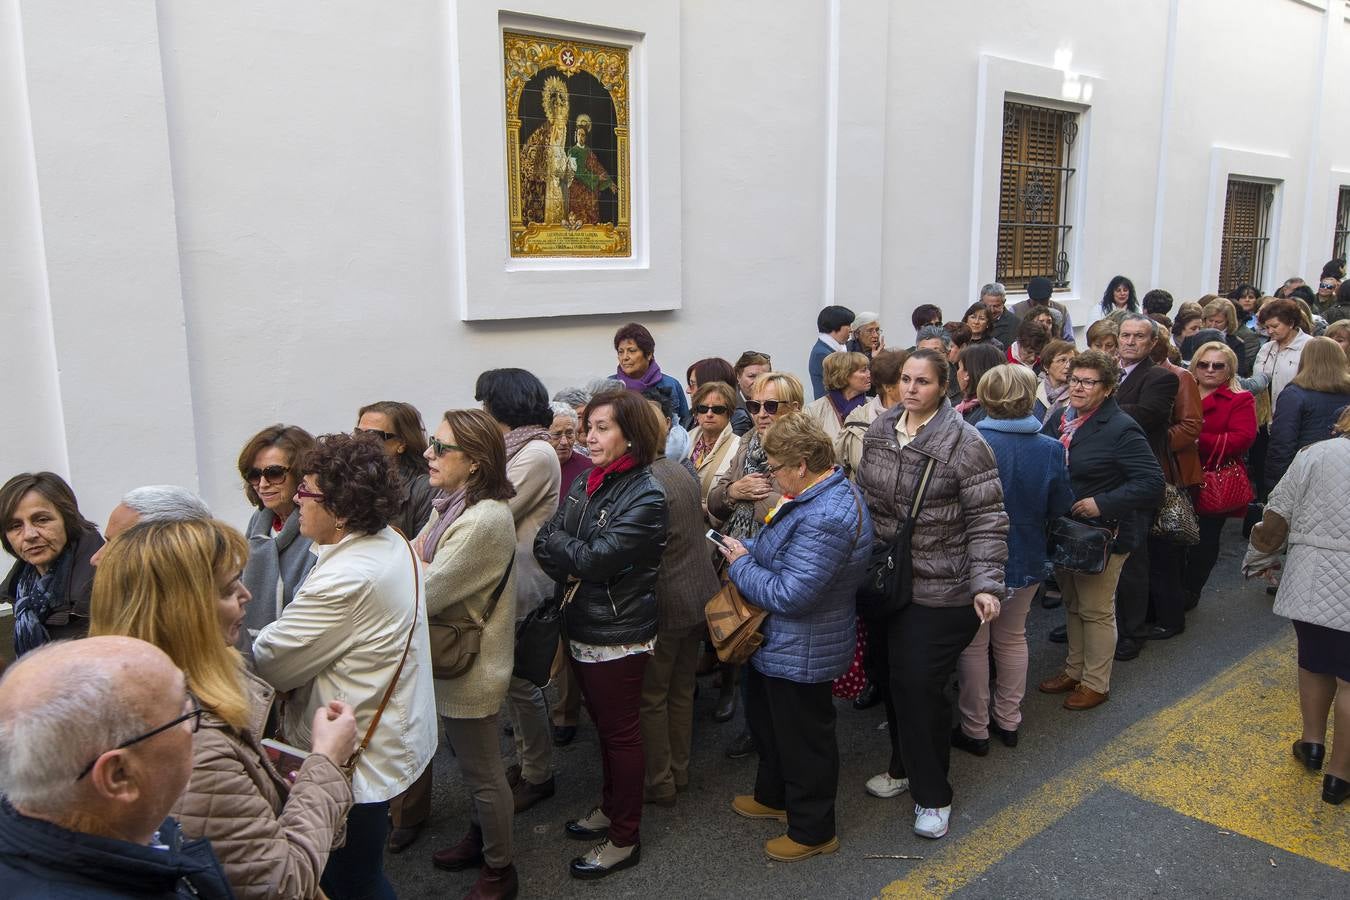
[762,412,835,473]
[751,371,805,408]
[1292,336,1350,394]
[90,519,251,730]
[1335,406,1350,436]
[1086,319,1119,349]
[822,351,870,391]
[1325,320,1350,343]
[977,364,1038,419]
[1191,341,1243,392]
[1201,298,1238,334]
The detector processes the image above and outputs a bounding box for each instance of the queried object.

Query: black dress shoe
[1323,774,1349,805]
[553,725,577,746]
[852,682,882,710]
[569,841,640,879]
[1139,624,1184,641]
[950,727,989,757]
[1182,589,1201,612]
[990,723,1019,748]
[725,731,756,759]
[1041,592,1062,610]
[386,822,424,854]
[1048,625,1068,644]
[1292,741,1325,772]
[1114,637,1143,661]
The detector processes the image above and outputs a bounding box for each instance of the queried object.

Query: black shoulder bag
[856,456,938,619]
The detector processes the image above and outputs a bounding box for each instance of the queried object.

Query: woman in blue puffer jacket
[716,412,871,865]
[956,366,1073,754]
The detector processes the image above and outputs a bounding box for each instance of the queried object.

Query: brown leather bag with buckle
[704,566,767,665]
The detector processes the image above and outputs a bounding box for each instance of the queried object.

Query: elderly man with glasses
[0,636,231,898]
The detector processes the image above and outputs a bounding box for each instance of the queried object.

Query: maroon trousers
[570,652,649,847]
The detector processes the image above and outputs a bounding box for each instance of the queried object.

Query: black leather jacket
[534,463,667,646]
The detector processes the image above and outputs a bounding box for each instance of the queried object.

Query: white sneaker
[865,773,910,798]
[913,805,951,839]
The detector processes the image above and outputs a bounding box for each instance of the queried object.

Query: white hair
[915,324,952,350]
[0,646,150,814]
[121,485,211,523]
[548,402,579,425]
[980,282,1007,300]
[851,311,880,330]
[552,387,590,408]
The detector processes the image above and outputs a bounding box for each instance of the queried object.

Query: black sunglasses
[245,465,289,485]
[76,694,203,781]
[354,427,398,441]
[745,400,787,415]
[694,404,730,416]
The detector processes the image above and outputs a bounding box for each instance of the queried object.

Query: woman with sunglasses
[706,372,804,749]
[354,401,436,543]
[687,381,742,509]
[1180,342,1257,609]
[91,517,358,900]
[236,425,318,647]
[253,433,438,900]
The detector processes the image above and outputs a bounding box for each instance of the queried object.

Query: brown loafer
[1038,673,1080,695]
[1063,685,1109,710]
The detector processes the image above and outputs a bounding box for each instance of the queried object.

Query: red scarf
[585,453,638,496]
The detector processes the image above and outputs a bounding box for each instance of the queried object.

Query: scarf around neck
[586,453,638,495]
[723,432,770,539]
[505,425,550,461]
[827,390,868,423]
[614,359,665,392]
[421,487,467,563]
[13,545,73,656]
[1056,405,1097,463]
[1040,372,1070,407]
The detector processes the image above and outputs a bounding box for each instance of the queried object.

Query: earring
[470,465,479,473]
[627,441,632,448]
[336,522,345,531]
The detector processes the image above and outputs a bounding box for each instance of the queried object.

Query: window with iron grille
[995,101,1078,292]
[1333,186,1350,261]
[1217,179,1274,294]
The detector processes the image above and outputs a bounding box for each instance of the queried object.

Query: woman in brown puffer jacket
[91,518,357,900]
[855,349,1008,842]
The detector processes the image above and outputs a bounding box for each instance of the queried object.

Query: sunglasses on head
[695,404,730,416]
[745,400,787,415]
[354,427,397,441]
[245,465,289,485]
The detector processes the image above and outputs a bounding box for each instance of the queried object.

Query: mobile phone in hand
[705,528,727,546]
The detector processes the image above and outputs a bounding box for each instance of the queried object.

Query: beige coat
[172,669,352,900]
[835,396,885,477]
[686,424,740,506]
[507,439,561,614]
[803,395,848,445]
[417,499,518,719]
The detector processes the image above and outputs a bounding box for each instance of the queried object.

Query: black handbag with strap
[856,456,937,619]
[1047,516,1117,576]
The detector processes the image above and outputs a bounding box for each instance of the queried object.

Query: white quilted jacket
[1245,435,1350,632]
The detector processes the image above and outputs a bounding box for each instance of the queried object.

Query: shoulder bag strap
[908,457,938,523]
[345,537,421,770]
[475,555,515,625]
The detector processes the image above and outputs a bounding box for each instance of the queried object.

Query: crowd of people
[1,267,1349,898]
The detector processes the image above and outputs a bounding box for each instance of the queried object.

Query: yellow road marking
[880,633,1346,899]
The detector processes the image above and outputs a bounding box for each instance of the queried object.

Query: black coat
[2,528,103,648]
[534,463,667,646]
[0,802,233,899]
[1115,357,1178,466]
[1043,397,1165,554]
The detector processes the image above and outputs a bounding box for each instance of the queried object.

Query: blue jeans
[320,801,396,900]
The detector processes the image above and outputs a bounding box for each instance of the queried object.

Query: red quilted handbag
[1195,434,1254,516]
[832,617,868,701]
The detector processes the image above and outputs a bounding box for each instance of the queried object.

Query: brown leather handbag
[428,555,514,680]
[704,567,767,665]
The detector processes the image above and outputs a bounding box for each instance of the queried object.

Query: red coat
[1198,386,1258,466]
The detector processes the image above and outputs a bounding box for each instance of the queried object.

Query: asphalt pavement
[384,526,1347,898]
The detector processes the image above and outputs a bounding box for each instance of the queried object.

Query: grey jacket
[856,401,1009,608]
[240,507,315,647]
[650,457,720,634]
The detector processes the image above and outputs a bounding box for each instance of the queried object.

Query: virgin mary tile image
[503,31,631,258]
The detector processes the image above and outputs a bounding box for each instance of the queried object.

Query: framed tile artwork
[503,30,631,258]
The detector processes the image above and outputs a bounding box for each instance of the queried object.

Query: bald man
[0,637,232,898]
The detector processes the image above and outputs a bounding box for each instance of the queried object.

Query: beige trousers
[639,625,703,799]
[1057,552,1129,694]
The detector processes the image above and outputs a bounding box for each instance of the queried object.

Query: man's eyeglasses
[1193,361,1228,371]
[694,404,730,416]
[76,694,202,781]
[354,427,398,441]
[745,400,787,415]
[546,429,577,443]
[428,435,463,456]
[245,465,289,485]
[1068,376,1103,388]
[294,486,325,502]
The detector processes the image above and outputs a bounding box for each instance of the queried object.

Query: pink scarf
[1057,406,1096,463]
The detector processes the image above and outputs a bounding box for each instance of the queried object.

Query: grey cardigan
[649,457,720,634]
[240,507,316,647]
